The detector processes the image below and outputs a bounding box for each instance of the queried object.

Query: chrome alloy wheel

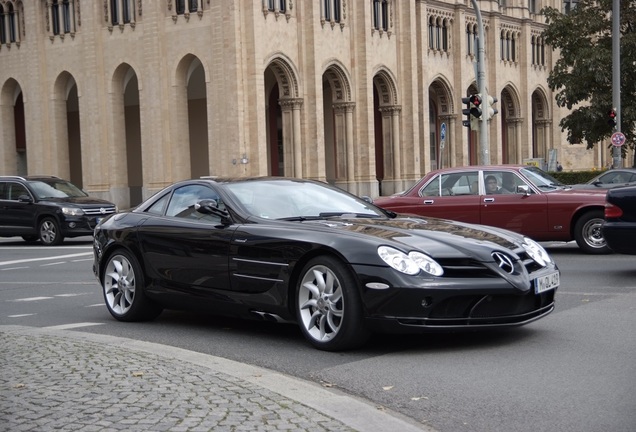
[39,219,58,245]
[582,217,606,249]
[298,265,344,343]
[104,254,136,316]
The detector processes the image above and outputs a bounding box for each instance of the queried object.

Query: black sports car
[93,177,559,351]
[602,185,636,254]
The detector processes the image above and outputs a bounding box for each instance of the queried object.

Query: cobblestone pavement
[0,326,432,432]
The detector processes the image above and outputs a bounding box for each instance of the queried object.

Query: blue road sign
[440,123,447,141]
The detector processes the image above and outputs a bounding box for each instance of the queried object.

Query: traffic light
[486,95,498,120]
[469,94,482,118]
[608,109,617,127]
[469,94,482,130]
[462,97,471,128]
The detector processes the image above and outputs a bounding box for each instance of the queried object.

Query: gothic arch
[264,54,303,178]
[428,76,455,170]
[500,84,523,163]
[531,86,551,161]
[0,78,25,174]
[372,66,402,195]
[322,61,355,188]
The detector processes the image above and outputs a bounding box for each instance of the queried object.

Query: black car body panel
[571,168,636,190]
[93,177,559,349]
[602,185,636,254]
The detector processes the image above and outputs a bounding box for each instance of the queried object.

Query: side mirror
[361,196,373,203]
[195,199,231,223]
[18,194,33,203]
[516,185,531,196]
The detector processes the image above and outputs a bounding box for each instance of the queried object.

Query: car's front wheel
[102,250,163,321]
[296,256,370,351]
[574,210,611,254]
[38,217,63,246]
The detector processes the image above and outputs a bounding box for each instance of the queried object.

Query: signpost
[438,122,447,169]
[611,131,626,147]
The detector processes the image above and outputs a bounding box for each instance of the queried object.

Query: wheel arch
[569,205,605,239]
[285,246,362,317]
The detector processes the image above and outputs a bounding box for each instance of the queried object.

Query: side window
[9,183,30,200]
[145,193,170,215]
[485,171,529,194]
[420,176,441,197]
[0,182,7,200]
[165,185,223,223]
[420,172,479,196]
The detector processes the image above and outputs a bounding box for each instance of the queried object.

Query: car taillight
[604,203,623,219]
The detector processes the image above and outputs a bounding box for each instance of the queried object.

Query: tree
[542,0,636,165]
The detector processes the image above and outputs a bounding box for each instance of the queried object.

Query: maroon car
[374,165,610,254]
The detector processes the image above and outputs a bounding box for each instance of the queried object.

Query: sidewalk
[0,325,433,432]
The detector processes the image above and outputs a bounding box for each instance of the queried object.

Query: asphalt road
[1,237,635,432]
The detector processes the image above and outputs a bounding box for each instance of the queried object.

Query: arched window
[442,19,448,51]
[435,18,441,50]
[429,17,435,49]
[0,5,5,44]
[531,36,536,65]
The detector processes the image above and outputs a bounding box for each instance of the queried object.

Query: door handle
[423,200,435,204]
[483,198,495,203]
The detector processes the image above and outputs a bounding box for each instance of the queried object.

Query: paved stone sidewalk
[0,326,432,432]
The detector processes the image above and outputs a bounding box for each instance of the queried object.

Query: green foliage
[542,0,636,155]
[549,170,605,184]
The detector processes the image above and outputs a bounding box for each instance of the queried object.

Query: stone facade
[0,0,620,209]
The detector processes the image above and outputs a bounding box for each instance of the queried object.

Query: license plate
[535,271,559,294]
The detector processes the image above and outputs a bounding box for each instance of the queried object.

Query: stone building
[0,0,616,209]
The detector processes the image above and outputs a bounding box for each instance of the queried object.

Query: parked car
[602,185,636,254]
[373,165,610,254]
[93,176,559,351]
[570,168,636,190]
[0,175,117,246]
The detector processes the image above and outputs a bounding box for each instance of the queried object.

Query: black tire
[38,217,63,246]
[102,249,163,322]
[296,256,370,351]
[574,210,611,254]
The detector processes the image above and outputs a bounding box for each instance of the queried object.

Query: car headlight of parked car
[62,206,85,216]
[522,237,553,267]
[377,246,444,276]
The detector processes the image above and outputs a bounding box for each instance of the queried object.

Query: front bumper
[353,262,557,333]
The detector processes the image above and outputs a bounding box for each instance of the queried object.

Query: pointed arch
[500,83,523,164]
[0,78,26,174]
[531,86,551,161]
[429,76,455,170]
[372,66,401,195]
[322,60,355,189]
[264,54,303,178]
[50,71,79,181]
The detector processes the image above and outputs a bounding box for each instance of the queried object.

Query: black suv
[0,176,117,246]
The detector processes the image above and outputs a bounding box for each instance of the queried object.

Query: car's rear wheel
[102,250,163,321]
[574,210,611,254]
[296,256,370,351]
[38,217,63,246]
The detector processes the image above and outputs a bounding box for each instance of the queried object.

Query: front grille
[84,206,116,216]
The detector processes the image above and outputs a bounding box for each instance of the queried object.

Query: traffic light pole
[472,0,489,165]
[612,0,622,168]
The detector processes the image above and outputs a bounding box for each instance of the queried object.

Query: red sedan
[373,165,610,254]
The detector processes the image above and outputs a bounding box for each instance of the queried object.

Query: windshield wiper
[319,212,383,218]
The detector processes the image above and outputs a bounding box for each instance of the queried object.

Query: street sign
[611,132,626,147]
[440,123,447,141]
[440,140,445,149]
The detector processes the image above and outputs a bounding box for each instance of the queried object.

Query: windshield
[224,179,386,220]
[28,180,88,199]
[520,166,564,191]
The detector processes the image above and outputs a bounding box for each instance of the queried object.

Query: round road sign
[611,132,626,147]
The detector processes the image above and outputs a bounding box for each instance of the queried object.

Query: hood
[302,215,523,260]
[40,196,116,207]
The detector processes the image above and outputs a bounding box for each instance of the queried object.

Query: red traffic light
[608,109,617,127]
[469,95,482,107]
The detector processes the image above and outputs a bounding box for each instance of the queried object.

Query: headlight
[62,206,85,216]
[378,246,444,276]
[522,237,552,266]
